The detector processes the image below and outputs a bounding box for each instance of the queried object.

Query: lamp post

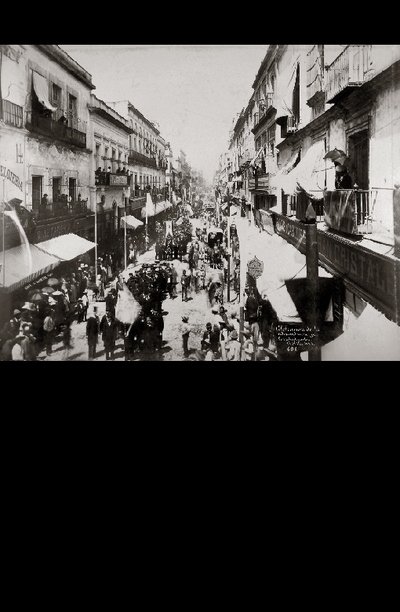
[226,187,231,303]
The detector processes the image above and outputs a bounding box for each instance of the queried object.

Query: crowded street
[2,44,399,362]
[1,201,278,362]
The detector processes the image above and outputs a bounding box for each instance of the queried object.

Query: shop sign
[318,232,397,317]
[0,165,23,192]
[73,215,95,232]
[109,174,128,186]
[35,220,72,242]
[247,255,264,279]
[275,214,307,251]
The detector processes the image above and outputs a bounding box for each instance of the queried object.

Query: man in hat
[43,307,55,356]
[19,323,37,361]
[181,315,191,358]
[86,306,99,360]
[100,309,119,360]
[226,329,241,361]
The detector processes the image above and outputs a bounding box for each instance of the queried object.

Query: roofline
[35,45,96,90]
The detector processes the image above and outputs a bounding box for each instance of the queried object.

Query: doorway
[348,129,369,189]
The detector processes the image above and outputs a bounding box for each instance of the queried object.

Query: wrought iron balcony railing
[128,149,157,168]
[32,198,90,221]
[1,99,24,128]
[26,110,87,148]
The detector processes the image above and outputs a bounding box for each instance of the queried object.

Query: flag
[115,284,141,324]
[145,192,153,221]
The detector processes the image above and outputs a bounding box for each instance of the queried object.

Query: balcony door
[32,176,42,213]
[69,177,77,202]
[348,129,369,189]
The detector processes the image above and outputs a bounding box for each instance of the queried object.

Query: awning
[274,141,326,198]
[270,150,301,191]
[32,71,57,112]
[275,61,299,125]
[0,243,61,293]
[140,199,171,219]
[35,233,96,261]
[121,215,143,229]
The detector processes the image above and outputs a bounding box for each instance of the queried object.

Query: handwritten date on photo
[275,324,319,353]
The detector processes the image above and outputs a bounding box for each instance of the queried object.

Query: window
[68,93,77,127]
[51,83,62,108]
[32,176,42,212]
[292,63,300,124]
[95,143,101,169]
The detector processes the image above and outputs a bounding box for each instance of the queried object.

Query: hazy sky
[61,45,267,184]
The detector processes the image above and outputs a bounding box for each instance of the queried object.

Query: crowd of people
[0,198,279,361]
[0,263,92,361]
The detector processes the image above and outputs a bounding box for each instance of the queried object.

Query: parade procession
[1,44,400,362]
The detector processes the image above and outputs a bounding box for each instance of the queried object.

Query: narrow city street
[37,245,240,362]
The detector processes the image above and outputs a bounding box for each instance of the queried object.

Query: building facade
[1,44,96,249]
[217,43,400,359]
[88,94,133,249]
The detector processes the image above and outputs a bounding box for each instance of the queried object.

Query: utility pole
[226,187,231,303]
[124,195,128,269]
[305,202,321,361]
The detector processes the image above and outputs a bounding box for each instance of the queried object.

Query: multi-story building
[88,94,133,250]
[1,44,97,326]
[225,43,400,357]
[106,100,167,202]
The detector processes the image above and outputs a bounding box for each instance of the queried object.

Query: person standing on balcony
[334,163,353,189]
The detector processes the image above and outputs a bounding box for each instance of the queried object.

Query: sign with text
[109,174,128,186]
[275,323,320,355]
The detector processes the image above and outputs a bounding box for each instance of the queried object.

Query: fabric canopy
[0,243,61,293]
[274,141,326,198]
[32,71,57,112]
[121,215,143,229]
[140,199,172,219]
[275,60,299,125]
[270,149,301,191]
[35,233,96,261]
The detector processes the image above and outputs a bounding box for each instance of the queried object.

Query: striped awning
[0,243,61,293]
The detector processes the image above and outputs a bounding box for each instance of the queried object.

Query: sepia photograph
[1,43,399,362]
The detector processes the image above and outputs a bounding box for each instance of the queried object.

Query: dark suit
[100,314,118,360]
[86,315,99,359]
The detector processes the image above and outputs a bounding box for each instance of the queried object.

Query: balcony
[1,99,24,128]
[306,45,325,107]
[323,189,378,234]
[26,110,87,148]
[253,93,275,129]
[326,45,371,104]
[249,171,271,192]
[128,149,157,168]
[32,197,90,222]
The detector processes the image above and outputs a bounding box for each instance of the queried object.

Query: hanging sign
[247,255,264,279]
